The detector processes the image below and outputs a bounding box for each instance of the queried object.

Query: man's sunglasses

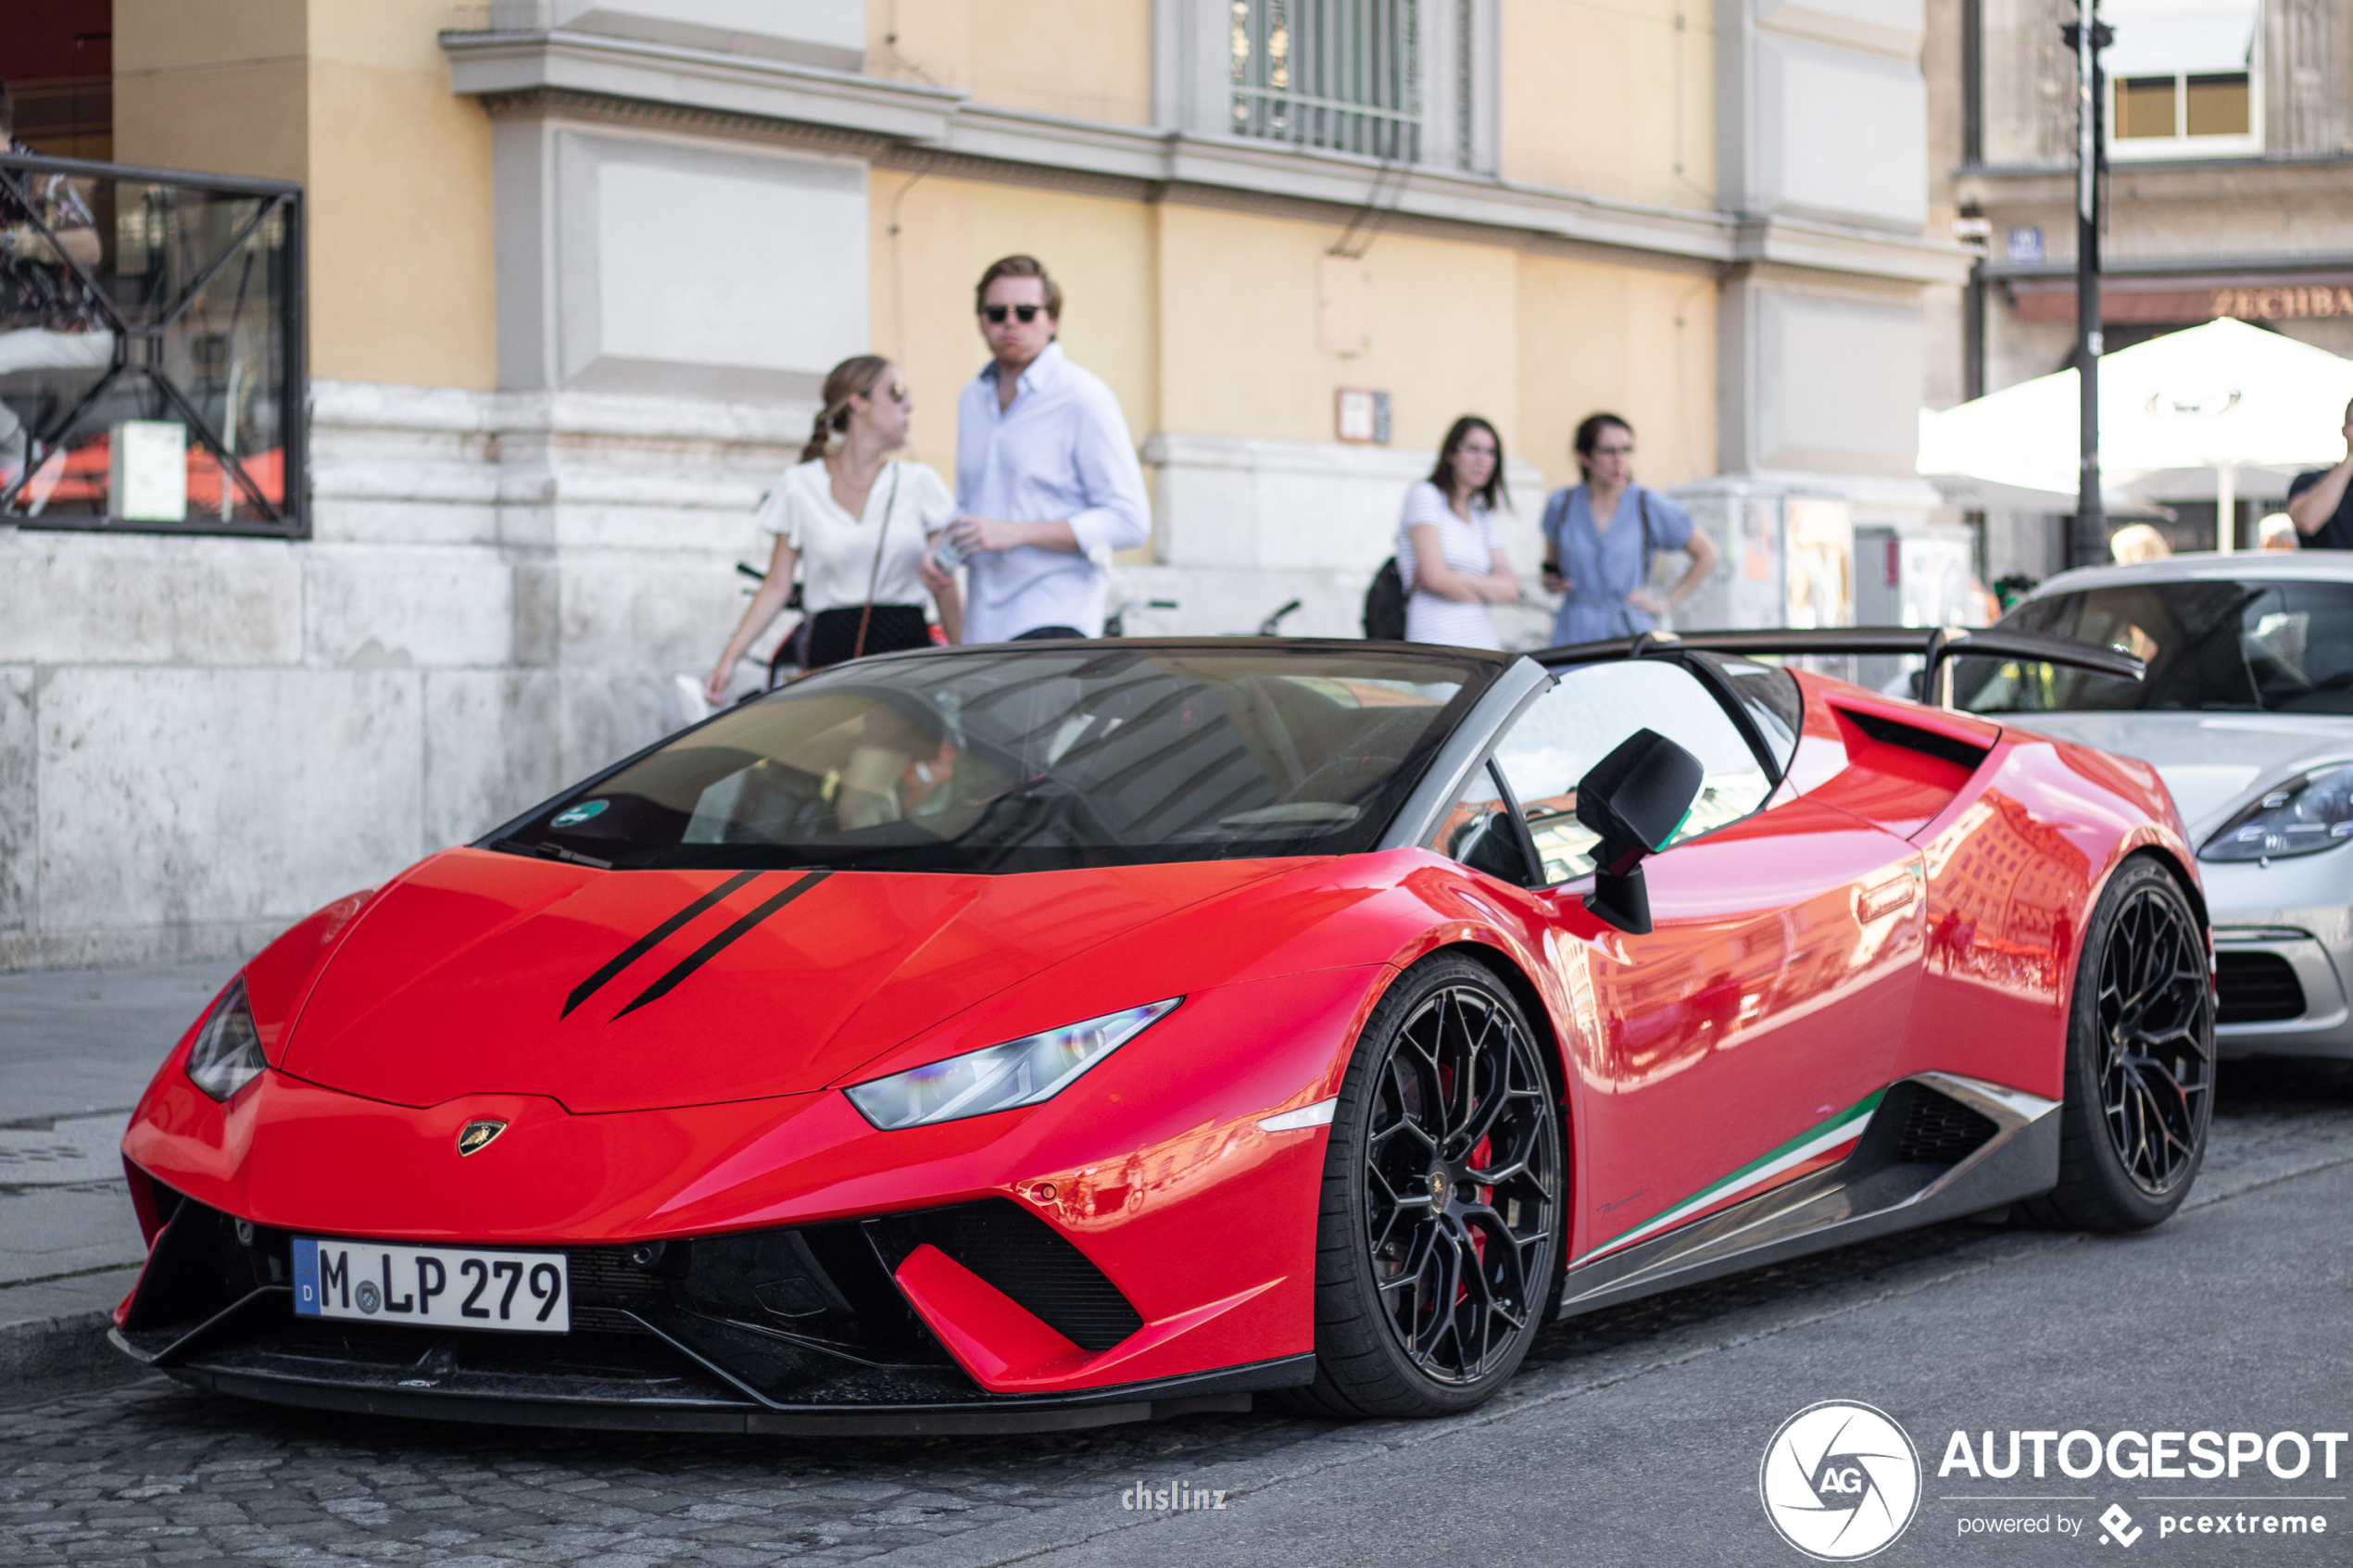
[981,304,1045,324]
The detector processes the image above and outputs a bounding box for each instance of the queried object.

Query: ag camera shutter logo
[1760,1400,1922,1560]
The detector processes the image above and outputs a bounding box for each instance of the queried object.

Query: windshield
[497,646,1488,872]
[1952,580,2353,717]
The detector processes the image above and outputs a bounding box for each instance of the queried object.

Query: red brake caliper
[1458,1135,1493,1300]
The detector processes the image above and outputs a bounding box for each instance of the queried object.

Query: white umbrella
[1919,318,2353,548]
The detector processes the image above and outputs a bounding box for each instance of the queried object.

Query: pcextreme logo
[1760,1400,1923,1561]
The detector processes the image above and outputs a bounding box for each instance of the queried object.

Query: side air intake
[865,1199,1144,1352]
[1882,1082,2000,1166]
[1840,707,1991,772]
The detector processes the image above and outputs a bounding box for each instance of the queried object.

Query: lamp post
[2064,3,2113,568]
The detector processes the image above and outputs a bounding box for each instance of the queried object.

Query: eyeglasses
[981,304,1045,324]
[884,382,909,405]
[1591,443,1635,457]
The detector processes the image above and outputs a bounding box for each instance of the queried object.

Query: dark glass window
[1689,651,1803,777]
[500,646,1488,872]
[1491,660,1776,884]
[1,150,305,538]
[1954,580,2353,716]
[1425,760,1536,886]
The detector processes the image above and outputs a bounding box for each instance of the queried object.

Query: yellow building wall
[1515,252,1718,492]
[1154,207,1524,458]
[869,0,1154,127]
[304,0,497,390]
[1501,0,1714,211]
[115,3,1711,461]
[112,0,497,391]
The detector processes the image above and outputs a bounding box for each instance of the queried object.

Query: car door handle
[1854,871,1920,924]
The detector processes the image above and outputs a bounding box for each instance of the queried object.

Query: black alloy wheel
[2026,856,2213,1230]
[2096,879,2212,1195]
[1291,954,1565,1418]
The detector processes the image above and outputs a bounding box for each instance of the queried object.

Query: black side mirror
[1575,728,1705,935]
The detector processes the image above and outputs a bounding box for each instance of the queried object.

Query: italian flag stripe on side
[1572,1089,1888,1267]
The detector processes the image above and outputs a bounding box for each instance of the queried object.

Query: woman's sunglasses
[981,304,1045,324]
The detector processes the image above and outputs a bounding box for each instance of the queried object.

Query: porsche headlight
[2201,764,2353,862]
[185,979,267,1101]
[845,998,1180,1131]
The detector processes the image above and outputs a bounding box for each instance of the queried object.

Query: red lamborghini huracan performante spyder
[114,631,2213,1433]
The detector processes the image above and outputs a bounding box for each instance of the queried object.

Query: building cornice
[1956,156,2353,209]
[1960,152,2353,180]
[442,27,1973,288]
[441,28,963,140]
[1983,253,2353,284]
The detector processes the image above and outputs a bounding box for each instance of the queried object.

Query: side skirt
[1554,1073,2059,1320]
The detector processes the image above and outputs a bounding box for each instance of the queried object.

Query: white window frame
[2104,0,2264,162]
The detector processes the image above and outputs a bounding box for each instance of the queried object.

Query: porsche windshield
[1953,579,2353,716]
[502,646,1487,872]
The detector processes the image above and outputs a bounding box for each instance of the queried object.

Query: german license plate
[292,1237,570,1333]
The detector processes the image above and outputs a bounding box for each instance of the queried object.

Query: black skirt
[803,603,931,669]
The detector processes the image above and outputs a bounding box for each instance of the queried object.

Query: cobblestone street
[6,1060,2350,1568]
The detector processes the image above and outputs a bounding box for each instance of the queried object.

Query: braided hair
[799,355,894,464]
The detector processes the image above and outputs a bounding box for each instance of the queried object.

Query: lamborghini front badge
[457,1119,508,1157]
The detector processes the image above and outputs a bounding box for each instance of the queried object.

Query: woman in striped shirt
[1397,416,1521,649]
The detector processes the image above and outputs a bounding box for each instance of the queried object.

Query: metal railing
[0,150,306,539]
[1229,0,1423,162]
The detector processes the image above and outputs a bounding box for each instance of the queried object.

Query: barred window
[1229,1,1422,162]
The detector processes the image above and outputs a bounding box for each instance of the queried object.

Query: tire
[2022,856,2214,1232]
[1290,954,1566,1419]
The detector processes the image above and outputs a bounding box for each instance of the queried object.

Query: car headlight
[185,979,267,1101]
[845,997,1180,1131]
[2200,764,2353,862]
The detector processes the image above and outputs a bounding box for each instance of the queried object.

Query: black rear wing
[1534,626,2145,708]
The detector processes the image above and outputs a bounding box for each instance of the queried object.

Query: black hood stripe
[561,870,762,1019]
[611,872,832,1021]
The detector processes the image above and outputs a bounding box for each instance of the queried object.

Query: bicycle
[1252,598,1303,636]
[1104,596,1179,637]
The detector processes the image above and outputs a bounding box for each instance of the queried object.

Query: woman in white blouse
[1398,416,1520,649]
[704,356,962,702]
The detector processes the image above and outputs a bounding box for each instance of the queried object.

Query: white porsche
[1955,551,2353,1060]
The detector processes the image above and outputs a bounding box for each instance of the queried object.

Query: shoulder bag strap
[850,463,901,662]
[1638,486,1658,591]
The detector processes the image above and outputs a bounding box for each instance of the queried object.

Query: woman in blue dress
[1540,412,1719,646]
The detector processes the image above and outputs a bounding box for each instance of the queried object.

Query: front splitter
[134,1333,1315,1436]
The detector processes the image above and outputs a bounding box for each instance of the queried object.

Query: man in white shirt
[923,256,1150,642]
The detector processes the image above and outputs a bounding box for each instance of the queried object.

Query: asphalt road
[2,1048,2348,1568]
